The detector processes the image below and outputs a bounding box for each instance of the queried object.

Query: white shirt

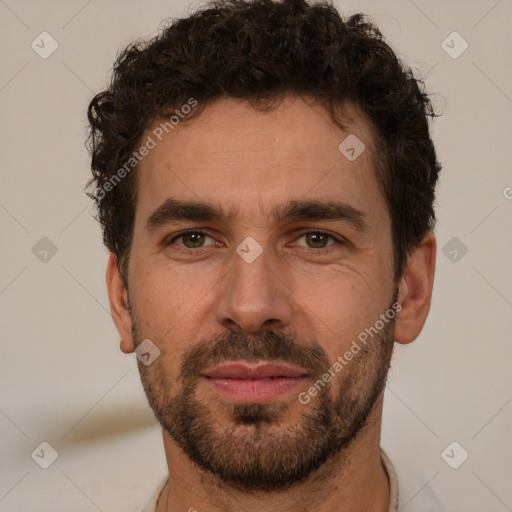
[140,448,400,511]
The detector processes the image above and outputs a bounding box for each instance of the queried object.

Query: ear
[394,231,436,345]
[106,252,135,354]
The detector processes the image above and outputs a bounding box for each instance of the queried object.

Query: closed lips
[202,362,309,380]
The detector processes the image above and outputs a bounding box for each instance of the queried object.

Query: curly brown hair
[86,0,441,285]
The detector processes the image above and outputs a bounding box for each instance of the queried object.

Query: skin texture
[106,94,436,512]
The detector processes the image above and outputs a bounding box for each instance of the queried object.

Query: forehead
[134,95,385,228]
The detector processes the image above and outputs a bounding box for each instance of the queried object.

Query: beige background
[1,0,511,510]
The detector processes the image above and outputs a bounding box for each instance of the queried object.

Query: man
[86,0,441,510]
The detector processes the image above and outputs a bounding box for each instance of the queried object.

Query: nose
[214,240,293,334]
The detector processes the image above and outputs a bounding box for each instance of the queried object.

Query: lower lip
[204,376,309,403]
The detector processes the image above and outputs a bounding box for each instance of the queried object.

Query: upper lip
[202,362,309,379]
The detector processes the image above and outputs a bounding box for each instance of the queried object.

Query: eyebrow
[145,198,369,233]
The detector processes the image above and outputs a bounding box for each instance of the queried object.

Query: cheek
[129,268,201,363]
[291,269,390,362]
[132,250,203,316]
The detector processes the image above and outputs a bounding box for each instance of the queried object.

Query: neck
[157,399,390,512]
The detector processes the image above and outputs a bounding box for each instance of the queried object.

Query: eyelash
[165,229,346,255]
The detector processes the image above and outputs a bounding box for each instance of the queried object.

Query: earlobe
[106,253,135,354]
[393,231,436,345]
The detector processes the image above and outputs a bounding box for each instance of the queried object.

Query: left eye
[295,232,338,249]
[169,231,215,249]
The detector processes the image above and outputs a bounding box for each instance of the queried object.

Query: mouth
[201,361,310,403]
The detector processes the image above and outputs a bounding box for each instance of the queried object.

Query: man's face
[127,95,397,491]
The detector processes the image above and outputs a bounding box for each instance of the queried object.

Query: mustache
[178,330,331,384]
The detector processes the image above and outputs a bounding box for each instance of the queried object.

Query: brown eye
[167,231,215,249]
[304,232,330,248]
[296,231,339,250]
[181,232,206,248]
